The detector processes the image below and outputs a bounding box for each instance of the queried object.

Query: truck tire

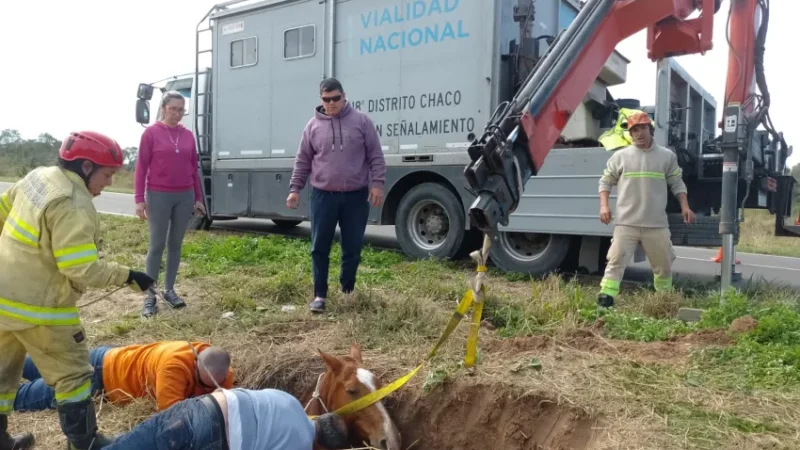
[490,232,572,276]
[395,182,466,260]
[272,219,303,229]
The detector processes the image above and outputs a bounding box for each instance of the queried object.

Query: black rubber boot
[597,294,615,308]
[142,294,157,318]
[57,400,115,450]
[0,415,34,450]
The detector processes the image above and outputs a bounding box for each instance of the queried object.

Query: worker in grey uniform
[597,111,695,307]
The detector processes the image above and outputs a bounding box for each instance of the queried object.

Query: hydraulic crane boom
[464,0,785,246]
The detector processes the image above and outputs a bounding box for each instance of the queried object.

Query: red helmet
[59,131,124,168]
[625,111,653,129]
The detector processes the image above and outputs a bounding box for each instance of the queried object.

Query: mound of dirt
[729,315,758,335]
[387,382,600,450]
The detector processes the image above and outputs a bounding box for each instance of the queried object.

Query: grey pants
[144,189,195,291]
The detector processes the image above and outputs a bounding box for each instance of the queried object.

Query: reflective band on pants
[55,380,91,404]
[0,392,14,414]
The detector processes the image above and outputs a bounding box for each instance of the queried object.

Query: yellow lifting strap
[309,234,493,419]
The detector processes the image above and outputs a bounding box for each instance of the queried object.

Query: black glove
[127,270,155,292]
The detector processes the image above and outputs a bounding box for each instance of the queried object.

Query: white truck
[134,0,796,278]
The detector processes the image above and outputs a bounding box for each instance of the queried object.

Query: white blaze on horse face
[356,368,400,450]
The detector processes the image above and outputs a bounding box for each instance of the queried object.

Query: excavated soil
[387,383,600,450]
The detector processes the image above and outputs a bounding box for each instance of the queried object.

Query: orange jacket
[102,341,234,411]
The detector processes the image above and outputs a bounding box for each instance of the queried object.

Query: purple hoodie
[289,102,386,193]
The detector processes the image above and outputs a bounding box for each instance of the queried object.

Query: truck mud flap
[773,175,800,237]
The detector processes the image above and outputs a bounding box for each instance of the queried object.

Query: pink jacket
[134,122,202,204]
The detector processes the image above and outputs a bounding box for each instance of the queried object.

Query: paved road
[3,182,799,289]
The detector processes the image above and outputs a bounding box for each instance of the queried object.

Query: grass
[737,208,800,258]
[0,169,135,194]
[7,214,800,449]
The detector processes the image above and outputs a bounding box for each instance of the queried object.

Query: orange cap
[626,111,652,129]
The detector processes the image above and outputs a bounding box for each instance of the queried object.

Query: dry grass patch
[737,208,800,258]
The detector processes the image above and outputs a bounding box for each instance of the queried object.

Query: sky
[0,0,796,166]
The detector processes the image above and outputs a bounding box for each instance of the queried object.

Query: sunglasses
[321,95,342,103]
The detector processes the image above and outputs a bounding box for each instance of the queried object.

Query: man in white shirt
[105,388,349,450]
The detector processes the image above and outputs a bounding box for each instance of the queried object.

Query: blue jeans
[14,346,112,411]
[309,187,370,298]
[106,395,228,450]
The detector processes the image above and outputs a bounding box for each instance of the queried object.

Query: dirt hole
[242,352,600,450]
[384,383,600,450]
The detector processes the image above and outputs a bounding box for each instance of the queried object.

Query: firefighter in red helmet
[0,131,155,450]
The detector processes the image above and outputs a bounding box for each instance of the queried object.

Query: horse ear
[318,349,343,374]
[349,344,363,364]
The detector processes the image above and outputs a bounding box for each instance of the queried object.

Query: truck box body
[206,0,629,228]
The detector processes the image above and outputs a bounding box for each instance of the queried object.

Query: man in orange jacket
[13,341,233,413]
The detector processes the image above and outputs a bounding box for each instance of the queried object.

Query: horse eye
[346,387,357,395]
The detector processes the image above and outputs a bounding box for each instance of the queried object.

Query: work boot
[57,399,115,450]
[141,293,157,318]
[0,415,34,450]
[597,294,614,308]
[162,290,187,309]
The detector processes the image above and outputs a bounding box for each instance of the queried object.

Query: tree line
[0,129,138,178]
[0,128,798,205]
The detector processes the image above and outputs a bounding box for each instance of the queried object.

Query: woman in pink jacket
[134,91,205,318]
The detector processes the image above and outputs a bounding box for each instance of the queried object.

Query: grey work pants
[144,189,195,291]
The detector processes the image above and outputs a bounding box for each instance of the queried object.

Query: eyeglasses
[321,95,342,103]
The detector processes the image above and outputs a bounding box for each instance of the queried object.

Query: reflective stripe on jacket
[0,167,130,329]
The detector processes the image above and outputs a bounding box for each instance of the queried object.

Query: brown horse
[303,344,402,450]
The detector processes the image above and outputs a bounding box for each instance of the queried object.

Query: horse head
[310,344,401,450]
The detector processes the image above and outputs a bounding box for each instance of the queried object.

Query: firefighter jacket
[598,108,653,151]
[0,166,130,329]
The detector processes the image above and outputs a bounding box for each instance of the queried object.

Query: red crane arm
[521,0,719,173]
[463,0,771,234]
[724,0,759,110]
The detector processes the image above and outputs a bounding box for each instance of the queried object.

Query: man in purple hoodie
[287,78,386,313]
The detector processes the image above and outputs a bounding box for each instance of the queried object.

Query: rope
[76,286,126,309]
[303,372,330,414]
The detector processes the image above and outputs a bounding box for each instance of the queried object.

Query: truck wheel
[272,219,303,229]
[188,214,212,231]
[490,232,572,276]
[395,183,466,260]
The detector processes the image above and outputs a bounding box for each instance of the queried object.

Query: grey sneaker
[309,297,326,313]
[162,290,187,309]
